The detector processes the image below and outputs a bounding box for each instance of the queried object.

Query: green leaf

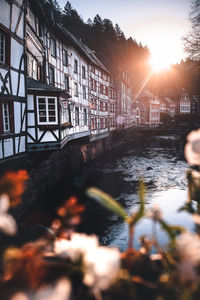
[128,179,146,225]
[159,220,184,241]
[159,219,175,240]
[86,187,128,220]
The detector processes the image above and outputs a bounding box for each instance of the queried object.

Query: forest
[45,0,200,97]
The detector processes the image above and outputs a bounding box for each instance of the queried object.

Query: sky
[58,0,192,64]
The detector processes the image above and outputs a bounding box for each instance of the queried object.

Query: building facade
[0,0,26,161]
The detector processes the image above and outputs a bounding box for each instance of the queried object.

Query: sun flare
[149,54,172,72]
[147,33,181,73]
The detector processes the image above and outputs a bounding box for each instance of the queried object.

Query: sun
[148,48,174,72]
[149,53,172,72]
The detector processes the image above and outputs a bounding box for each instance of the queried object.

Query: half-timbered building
[0,0,26,161]
[88,48,110,142]
[26,0,91,151]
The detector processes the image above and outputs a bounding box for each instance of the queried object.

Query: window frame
[63,49,68,66]
[51,37,56,58]
[84,108,87,125]
[49,65,55,85]
[83,85,86,99]
[82,65,86,79]
[74,59,78,74]
[64,75,69,91]
[0,25,10,66]
[75,107,79,126]
[0,100,14,134]
[36,96,58,125]
[74,82,78,97]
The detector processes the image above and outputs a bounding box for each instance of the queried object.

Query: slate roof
[27,77,71,98]
[56,24,110,74]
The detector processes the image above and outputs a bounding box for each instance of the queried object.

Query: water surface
[87,135,194,251]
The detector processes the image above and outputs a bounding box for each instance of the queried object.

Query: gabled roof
[55,24,110,74]
[27,77,71,98]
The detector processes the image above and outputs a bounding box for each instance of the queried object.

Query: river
[22,132,195,251]
[84,133,195,251]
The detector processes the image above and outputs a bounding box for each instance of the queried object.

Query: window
[82,66,86,79]
[84,109,87,125]
[74,59,78,74]
[100,84,103,94]
[0,28,10,65]
[64,75,69,91]
[75,107,79,125]
[37,97,57,124]
[0,101,14,134]
[51,38,56,57]
[0,31,5,64]
[63,49,68,66]
[74,82,78,97]
[105,87,108,96]
[2,103,10,132]
[83,85,86,99]
[49,66,55,85]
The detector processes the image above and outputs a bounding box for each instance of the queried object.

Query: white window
[51,38,56,57]
[74,59,78,73]
[2,102,10,132]
[83,85,86,99]
[63,49,68,66]
[84,109,87,125]
[37,97,57,124]
[0,31,5,64]
[74,82,78,97]
[75,107,79,125]
[64,75,69,91]
[49,66,55,85]
[82,65,86,79]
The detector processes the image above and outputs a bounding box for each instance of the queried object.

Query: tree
[183,0,200,60]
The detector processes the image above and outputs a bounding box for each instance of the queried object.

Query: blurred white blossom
[0,194,17,235]
[33,278,71,300]
[83,246,120,291]
[54,233,120,292]
[146,203,162,221]
[54,233,98,260]
[176,231,200,266]
[185,129,200,165]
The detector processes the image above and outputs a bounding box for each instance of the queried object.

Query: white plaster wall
[27,128,35,143]
[22,103,26,131]
[4,139,13,157]
[11,38,24,69]
[18,75,25,97]
[11,70,18,96]
[19,136,25,153]
[14,102,21,134]
[1,0,10,29]
[28,112,35,126]
[27,95,34,110]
